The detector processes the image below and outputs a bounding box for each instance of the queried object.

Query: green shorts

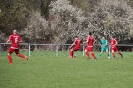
[101,46,108,52]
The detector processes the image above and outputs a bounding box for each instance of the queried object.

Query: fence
[0,43,133,56]
[0,43,84,56]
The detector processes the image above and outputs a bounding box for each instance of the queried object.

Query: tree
[20,11,48,43]
[0,0,29,39]
[1,0,133,47]
[84,0,133,44]
[49,0,86,43]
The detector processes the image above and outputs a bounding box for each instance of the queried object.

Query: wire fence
[0,43,133,56]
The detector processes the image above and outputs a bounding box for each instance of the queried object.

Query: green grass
[0,51,133,88]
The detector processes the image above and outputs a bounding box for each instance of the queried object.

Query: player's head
[110,35,115,38]
[89,32,92,35]
[102,36,105,40]
[74,36,78,38]
[13,30,17,34]
[74,36,78,39]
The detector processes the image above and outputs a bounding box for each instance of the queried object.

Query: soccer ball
[74,54,76,58]
[108,57,110,59]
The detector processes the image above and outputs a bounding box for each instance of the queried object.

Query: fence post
[83,44,85,56]
[56,45,59,57]
[28,44,30,56]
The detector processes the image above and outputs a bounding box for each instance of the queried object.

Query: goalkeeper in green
[98,36,110,59]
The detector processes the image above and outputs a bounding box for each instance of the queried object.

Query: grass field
[0,51,133,88]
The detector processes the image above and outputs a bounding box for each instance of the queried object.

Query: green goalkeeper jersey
[98,39,110,58]
[100,39,108,52]
[100,39,108,47]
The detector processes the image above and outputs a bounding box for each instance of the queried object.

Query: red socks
[112,53,115,57]
[118,52,122,55]
[18,54,26,58]
[86,52,97,60]
[70,51,74,58]
[91,53,97,59]
[8,55,12,64]
[85,52,90,59]
[7,54,27,64]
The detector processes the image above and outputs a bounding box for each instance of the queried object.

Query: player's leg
[8,53,13,64]
[98,51,103,58]
[111,50,115,58]
[98,47,105,58]
[7,48,14,64]
[85,47,90,59]
[106,50,110,59]
[89,47,97,60]
[90,52,97,60]
[111,46,115,58]
[117,51,123,58]
[70,48,74,58]
[15,49,28,61]
[115,46,123,58]
[73,47,79,58]
[105,47,110,58]
[108,45,111,58]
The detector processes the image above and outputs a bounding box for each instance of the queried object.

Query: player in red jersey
[110,36,123,58]
[69,36,81,58]
[84,32,97,60]
[4,30,28,64]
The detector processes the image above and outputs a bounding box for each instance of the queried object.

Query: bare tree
[84,0,133,43]
[49,0,86,43]
[20,11,48,43]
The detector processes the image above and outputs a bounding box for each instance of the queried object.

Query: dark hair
[111,35,115,38]
[74,36,78,38]
[89,32,92,35]
[101,35,105,38]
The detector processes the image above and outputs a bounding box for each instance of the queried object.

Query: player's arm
[69,40,75,49]
[18,37,22,43]
[4,35,12,46]
[18,39,22,43]
[4,39,10,46]
[99,40,102,48]
[83,37,89,44]
[111,39,118,47]
[83,40,88,44]
[105,40,108,46]
[109,39,112,47]
[93,38,96,45]
[114,39,118,46]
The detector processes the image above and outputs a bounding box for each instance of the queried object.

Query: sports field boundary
[0,43,133,56]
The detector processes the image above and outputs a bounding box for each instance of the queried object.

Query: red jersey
[110,38,117,46]
[87,35,95,47]
[74,38,80,48]
[9,34,22,49]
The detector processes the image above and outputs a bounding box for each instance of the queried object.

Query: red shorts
[85,46,93,52]
[73,46,80,51]
[8,48,20,54]
[111,46,118,51]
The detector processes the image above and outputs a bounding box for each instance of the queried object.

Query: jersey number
[15,38,18,43]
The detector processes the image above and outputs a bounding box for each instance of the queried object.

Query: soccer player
[110,36,123,58]
[84,32,97,60]
[98,36,110,59]
[69,36,81,58]
[4,30,28,65]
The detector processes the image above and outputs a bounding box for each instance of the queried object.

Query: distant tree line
[0,0,133,51]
